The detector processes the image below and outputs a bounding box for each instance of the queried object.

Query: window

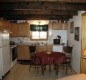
[31,31,48,40]
[30,25,48,40]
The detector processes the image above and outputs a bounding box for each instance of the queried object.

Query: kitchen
[0,0,86,80]
[0,19,68,79]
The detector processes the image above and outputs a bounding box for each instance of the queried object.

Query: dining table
[35,51,66,75]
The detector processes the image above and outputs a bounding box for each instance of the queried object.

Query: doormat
[18,60,32,65]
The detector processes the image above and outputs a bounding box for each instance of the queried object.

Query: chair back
[29,46,36,53]
[63,46,73,58]
[63,46,72,53]
[29,45,36,59]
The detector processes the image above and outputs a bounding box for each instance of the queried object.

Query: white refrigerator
[0,32,11,79]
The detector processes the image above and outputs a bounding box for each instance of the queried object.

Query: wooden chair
[61,46,73,74]
[29,45,36,55]
[29,46,41,71]
[29,45,36,71]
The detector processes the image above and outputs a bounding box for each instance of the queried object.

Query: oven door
[10,46,17,67]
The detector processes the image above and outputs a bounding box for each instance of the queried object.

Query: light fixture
[38,21,42,31]
[38,21,41,25]
[83,49,86,56]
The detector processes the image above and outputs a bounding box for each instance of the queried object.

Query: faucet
[18,38,22,44]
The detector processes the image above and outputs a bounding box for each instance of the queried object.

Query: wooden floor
[3,64,76,80]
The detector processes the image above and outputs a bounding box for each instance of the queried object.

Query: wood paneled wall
[81,12,86,55]
[81,12,86,73]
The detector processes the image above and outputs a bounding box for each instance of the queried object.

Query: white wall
[68,11,85,73]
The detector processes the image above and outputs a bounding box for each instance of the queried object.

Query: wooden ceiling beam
[0,15,72,20]
[0,10,78,15]
[0,2,86,10]
[0,1,84,20]
[0,0,86,3]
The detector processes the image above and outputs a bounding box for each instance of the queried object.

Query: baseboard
[71,65,79,74]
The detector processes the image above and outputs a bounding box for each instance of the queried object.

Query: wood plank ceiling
[0,0,86,21]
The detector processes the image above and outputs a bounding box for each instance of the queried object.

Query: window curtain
[30,25,48,31]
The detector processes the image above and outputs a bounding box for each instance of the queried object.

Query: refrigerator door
[1,45,11,76]
[0,48,2,79]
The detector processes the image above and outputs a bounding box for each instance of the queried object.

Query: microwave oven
[53,39,60,45]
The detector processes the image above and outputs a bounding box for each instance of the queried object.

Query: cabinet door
[11,23,19,37]
[52,23,62,30]
[17,45,30,60]
[37,46,47,52]
[0,20,12,32]
[47,44,53,52]
[52,23,68,30]
[40,46,47,52]
[19,23,29,37]
[7,21,12,32]
[63,23,68,30]
[36,46,39,52]
[23,45,30,60]
[3,21,9,30]
[17,45,25,60]
[0,20,4,31]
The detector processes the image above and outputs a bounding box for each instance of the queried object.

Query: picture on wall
[75,27,79,41]
[70,21,74,33]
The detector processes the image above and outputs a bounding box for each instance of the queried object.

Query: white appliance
[53,45,63,52]
[0,32,11,79]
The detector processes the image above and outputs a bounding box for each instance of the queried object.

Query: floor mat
[18,60,32,65]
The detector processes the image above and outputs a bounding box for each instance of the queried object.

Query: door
[17,45,30,60]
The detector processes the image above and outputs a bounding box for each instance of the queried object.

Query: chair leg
[55,64,59,75]
[36,65,41,71]
[66,67,67,75]
[29,65,32,71]
[65,64,72,75]
[44,65,46,70]
[49,65,51,72]
[41,65,45,75]
[66,64,68,75]
[69,64,72,72]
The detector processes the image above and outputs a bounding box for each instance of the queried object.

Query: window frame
[30,31,48,41]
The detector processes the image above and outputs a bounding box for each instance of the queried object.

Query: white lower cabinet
[53,45,63,52]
